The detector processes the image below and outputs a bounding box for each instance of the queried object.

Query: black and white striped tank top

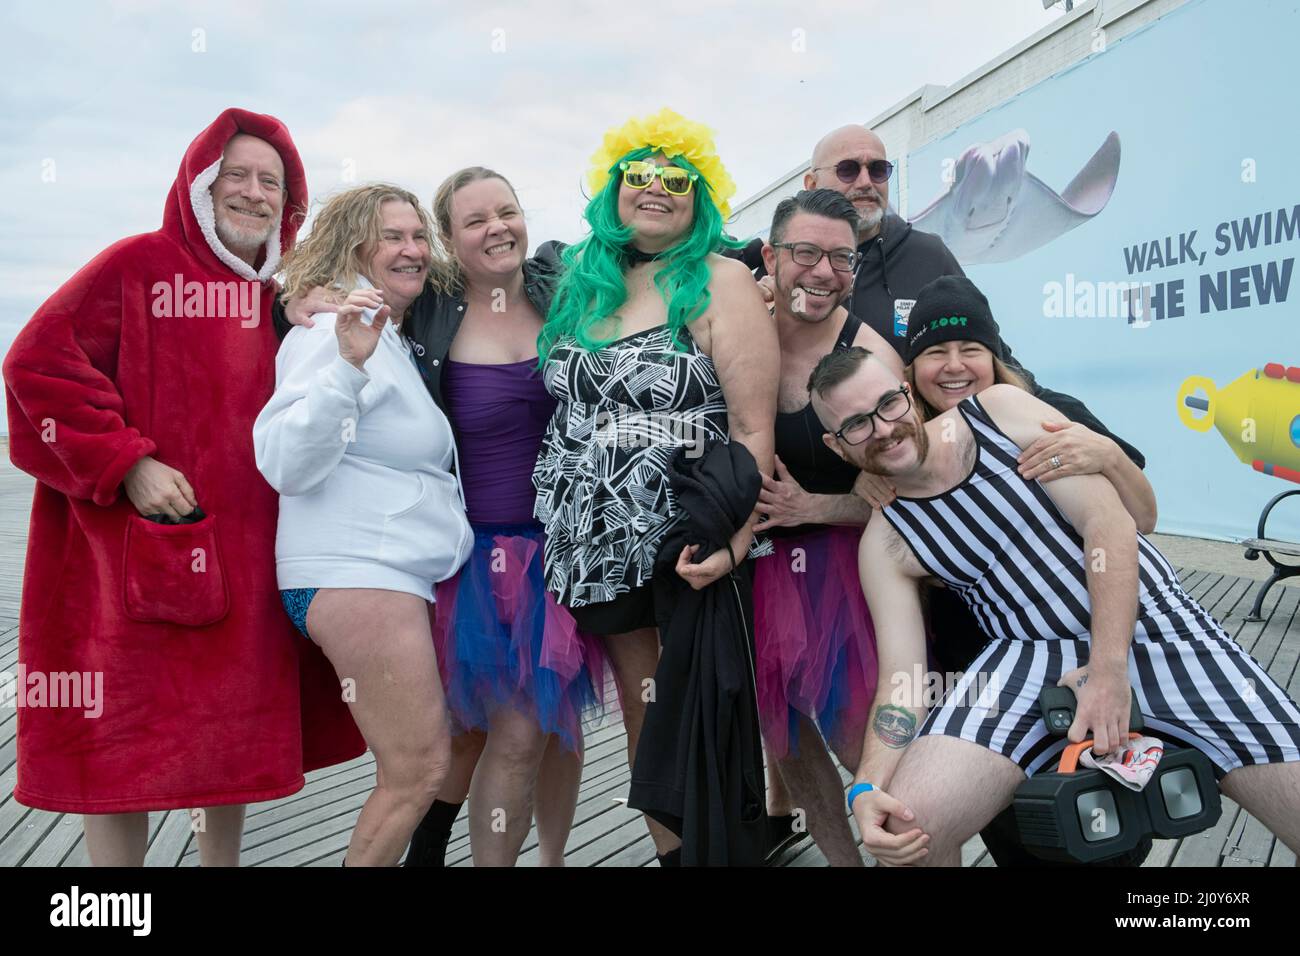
[883,396,1222,647]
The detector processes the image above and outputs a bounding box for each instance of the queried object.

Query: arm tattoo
[873,704,918,750]
[1076,673,1089,689]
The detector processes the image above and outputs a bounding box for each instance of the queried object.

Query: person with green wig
[532,107,779,865]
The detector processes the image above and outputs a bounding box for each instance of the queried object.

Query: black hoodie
[849,211,969,358]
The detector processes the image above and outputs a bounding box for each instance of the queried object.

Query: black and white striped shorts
[918,629,1300,776]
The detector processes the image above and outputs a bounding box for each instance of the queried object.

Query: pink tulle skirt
[752,525,878,758]
[432,523,606,751]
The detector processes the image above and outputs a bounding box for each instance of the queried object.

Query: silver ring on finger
[1050,454,1063,470]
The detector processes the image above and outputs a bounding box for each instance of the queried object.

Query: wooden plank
[1268,839,1297,867]
[1238,585,1298,670]
[504,778,637,867]
[540,809,648,867]
[0,637,20,671]
[1220,811,1274,868]
[144,809,197,867]
[0,763,25,842]
[1192,573,1233,615]
[240,761,375,829]
[1180,564,1206,595]
[1142,838,1179,867]
[442,731,636,862]
[961,834,988,867]
[5,804,166,867]
[239,814,357,866]
[1210,577,1255,632]
[22,812,82,867]
[1171,798,1241,867]
[1259,591,1300,688]
[1228,582,1288,654]
[594,834,657,867]
[0,807,48,866]
[1184,570,1221,603]
[229,791,368,862]
[61,836,90,867]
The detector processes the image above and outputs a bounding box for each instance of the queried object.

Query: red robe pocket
[123,513,231,626]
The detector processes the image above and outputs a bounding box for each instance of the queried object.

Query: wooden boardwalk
[1,451,1296,867]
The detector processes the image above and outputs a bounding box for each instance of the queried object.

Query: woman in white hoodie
[253,183,472,866]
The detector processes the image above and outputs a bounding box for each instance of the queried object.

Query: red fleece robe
[3,108,365,814]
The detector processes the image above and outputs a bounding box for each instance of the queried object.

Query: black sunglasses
[833,384,912,445]
[813,158,894,186]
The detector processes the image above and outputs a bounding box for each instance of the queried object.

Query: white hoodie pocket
[385,471,429,522]
[378,472,470,583]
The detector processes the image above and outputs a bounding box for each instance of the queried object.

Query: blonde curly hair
[280,183,453,304]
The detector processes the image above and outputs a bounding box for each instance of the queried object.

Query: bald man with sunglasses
[806,125,1002,366]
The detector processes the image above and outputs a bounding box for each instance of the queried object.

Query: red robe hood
[162,107,308,283]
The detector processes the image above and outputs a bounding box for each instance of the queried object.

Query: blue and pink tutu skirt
[432,522,606,751]
[752,525,879,758]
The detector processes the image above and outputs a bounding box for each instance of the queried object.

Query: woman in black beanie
[896,275,1155,530]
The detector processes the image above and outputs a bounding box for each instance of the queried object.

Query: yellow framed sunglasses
[619,160,698,197]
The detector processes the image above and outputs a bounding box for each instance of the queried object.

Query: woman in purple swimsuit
[410,168,603,867]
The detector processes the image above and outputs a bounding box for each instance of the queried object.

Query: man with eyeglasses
[747,188,897,865]
[806,346,1300,868]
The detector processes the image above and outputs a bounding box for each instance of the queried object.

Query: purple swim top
[443,357,556,524]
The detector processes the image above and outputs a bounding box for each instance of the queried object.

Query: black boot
[405,799,463,867]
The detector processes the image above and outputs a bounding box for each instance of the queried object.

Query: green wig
[538,147,745,360]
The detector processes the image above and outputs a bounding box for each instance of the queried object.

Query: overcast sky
[0,0,1063,387]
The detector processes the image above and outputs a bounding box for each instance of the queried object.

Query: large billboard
[906,0,1298,541]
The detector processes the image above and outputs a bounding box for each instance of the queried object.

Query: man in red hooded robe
[3,108,365,865]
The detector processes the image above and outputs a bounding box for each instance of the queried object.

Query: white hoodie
[253,285,472,601]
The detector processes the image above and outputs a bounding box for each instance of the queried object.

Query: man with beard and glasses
[748,189,893,865]
[807,347,1300,866]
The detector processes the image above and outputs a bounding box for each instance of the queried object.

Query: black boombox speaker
[1012,686,1221,863]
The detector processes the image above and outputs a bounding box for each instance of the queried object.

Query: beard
[215,207,277,257]
[849,187,886,235]
[854,203,884,235]
[853,415,929,476]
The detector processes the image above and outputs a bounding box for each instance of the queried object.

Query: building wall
[728,0,1187,240]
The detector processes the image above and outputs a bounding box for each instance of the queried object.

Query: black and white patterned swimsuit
[533,324,731,608]
[882,395,1300,776]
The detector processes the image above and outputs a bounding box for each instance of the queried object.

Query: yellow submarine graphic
[1178,364,1300,483]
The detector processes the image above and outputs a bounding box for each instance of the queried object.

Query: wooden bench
[1242,489,1300,622]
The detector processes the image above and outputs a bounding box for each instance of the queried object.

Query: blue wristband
[846,782,874,811]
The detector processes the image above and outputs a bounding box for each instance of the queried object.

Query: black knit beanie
[905,275,1003,364]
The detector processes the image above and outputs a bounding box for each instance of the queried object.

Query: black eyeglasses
[772,242,858,272]
[812,158,894,186]
[833,384,912,445]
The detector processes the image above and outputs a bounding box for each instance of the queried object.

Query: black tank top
[770,313,863,536]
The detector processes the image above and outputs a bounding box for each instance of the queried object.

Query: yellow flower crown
[586,107,736,220]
